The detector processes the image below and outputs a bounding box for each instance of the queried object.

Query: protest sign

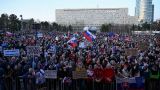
[138,42,148,51]
[26,46,42,56]
[72,71,87,79]
[47,45,56,54]
[3,49,20,56]
[45,70,57,79]
[125,48,138,56]
[79,42,86,48]
[37,33,43,38]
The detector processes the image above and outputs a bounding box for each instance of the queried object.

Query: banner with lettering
[3,49,20,56]
[72,71,87,79]
[45,70,57,79]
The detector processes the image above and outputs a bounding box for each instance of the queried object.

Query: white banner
[45,70,57,79]
[3,49,20,56]
[37,33,43,38]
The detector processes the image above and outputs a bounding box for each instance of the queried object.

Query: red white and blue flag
[83,30,96,42]
[67,37,77,48]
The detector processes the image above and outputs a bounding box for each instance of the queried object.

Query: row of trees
[100,24,112,32]
[0,14,21,32]
[100,21,160,32]
[0,14,73,32]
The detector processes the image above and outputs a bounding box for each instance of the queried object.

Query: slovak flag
[83,30,96,42]
[67,37,77,48]
[6,31,13,37]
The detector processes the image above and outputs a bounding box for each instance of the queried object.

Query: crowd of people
[0,30,160,90]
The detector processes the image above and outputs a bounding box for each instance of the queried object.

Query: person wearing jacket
[103,63,115,90]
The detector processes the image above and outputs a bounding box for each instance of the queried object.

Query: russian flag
[67,37,77,48]
[83,30,96,42]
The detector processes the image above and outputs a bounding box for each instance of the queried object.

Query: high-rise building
[135,0,154,23]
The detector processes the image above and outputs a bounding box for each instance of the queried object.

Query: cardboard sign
[45,70,57,79]
[26,46,42,56]
[72,71,87,79]
[3,49,20,56]
[138,42,148,51]
[125,48,138,56]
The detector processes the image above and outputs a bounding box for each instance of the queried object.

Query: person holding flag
[83,30,96,42]
[67,37,78,48]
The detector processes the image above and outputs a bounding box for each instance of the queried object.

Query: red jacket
[103,68,115,83]
[93,68,103,82]
[86,55,91,65]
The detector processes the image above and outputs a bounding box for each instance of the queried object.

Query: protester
[0,30,160,90]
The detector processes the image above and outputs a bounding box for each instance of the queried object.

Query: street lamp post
[149,19,152,38]
[20,15,23,32]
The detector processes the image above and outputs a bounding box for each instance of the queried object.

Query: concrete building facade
[56,8,138,31]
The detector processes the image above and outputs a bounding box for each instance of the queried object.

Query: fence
[0,77,115,90]
[0,77,160,90]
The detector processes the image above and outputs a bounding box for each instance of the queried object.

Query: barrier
[145,78,160,90]
[1,76,160,90]
[0,77,116,90]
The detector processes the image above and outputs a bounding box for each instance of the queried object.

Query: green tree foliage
[68,25,73,32]
[141,22,150,30]
[51,22,73,32]
[41,21,49,30]
[9,14,21,32]
[0,14,9,30]
[0,14,21,32]
[100,24,110,32]
[51,22,58,31]
[0,13,73,32]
